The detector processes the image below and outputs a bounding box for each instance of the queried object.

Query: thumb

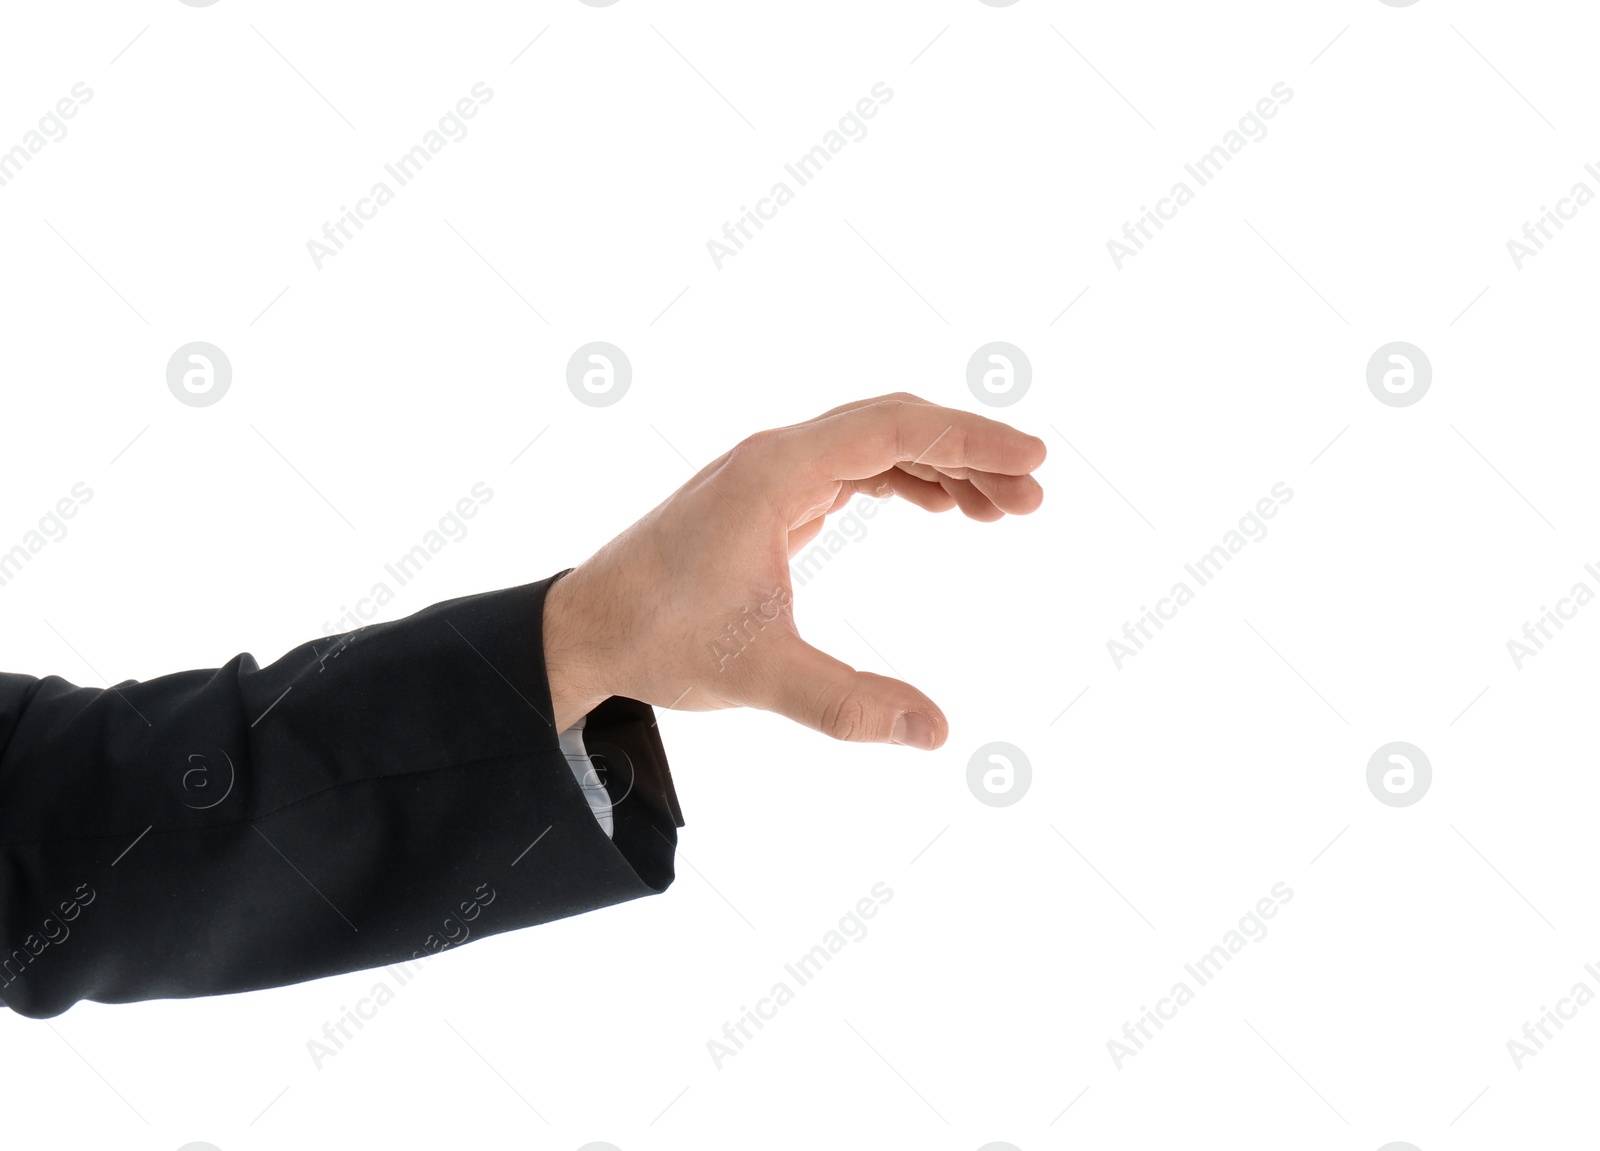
[754,636,948,750]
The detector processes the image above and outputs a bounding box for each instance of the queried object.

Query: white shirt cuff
[558,714,614,839]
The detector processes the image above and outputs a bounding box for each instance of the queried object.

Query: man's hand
[541,393,1047,749]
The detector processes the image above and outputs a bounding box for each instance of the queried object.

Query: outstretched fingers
[797,396,1047,484]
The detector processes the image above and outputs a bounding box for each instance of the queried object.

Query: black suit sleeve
[0,570,683,1018]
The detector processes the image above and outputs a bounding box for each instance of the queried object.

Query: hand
[541,393,1047,749]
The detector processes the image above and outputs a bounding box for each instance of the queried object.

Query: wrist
[542,565,617,732]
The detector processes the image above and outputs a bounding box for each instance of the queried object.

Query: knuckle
[819,692,872,742]
[865,395,907,420]
[728,427,780,464]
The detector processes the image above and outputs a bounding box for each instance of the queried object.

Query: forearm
[0,574,682,1018]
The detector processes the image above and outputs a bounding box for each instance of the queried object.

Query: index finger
[792,396,1048,482]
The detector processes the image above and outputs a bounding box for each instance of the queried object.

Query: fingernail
[891,711,936,750]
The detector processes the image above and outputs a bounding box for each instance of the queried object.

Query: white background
[2,1,1598,1148]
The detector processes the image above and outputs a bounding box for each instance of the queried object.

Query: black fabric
[0,570,682,1018]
